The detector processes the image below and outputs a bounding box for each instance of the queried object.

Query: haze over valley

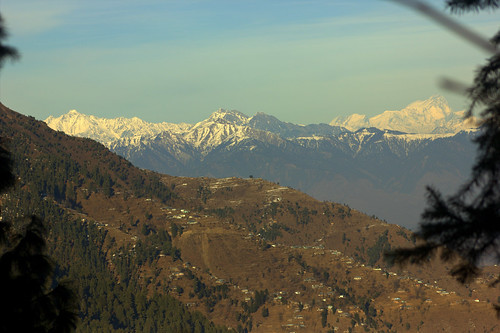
[1,101,497,332]
[3,1,500,331]
[46,95,478,229]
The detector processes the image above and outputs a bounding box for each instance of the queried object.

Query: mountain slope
[3,103,500,332]
[0,103,231,332]
[45,103,477,228]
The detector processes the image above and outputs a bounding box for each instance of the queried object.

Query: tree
[0,139,79,332]
[0,12,17,207]
[0,14,19,70]
[389,0,500,286]
[321,308,328,328]
[0,216,79,333]
[0,13,78,332]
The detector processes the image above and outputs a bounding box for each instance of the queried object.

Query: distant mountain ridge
[330,95,478,134]
[45,96,478,228]
[45,95,476,145]
[45,109,191,144]
[6,102,500,333]
[46,108,348,147]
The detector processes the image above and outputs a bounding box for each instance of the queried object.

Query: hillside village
[1,103,499,332]
[64,172,500,332]
[2,0,500,330]
[44,96,477,229]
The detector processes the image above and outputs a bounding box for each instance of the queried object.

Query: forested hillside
[1,103,499,332]
[45,97,477,229]
[0,103,228,332]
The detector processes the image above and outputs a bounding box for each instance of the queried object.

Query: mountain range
[45,96,478,229]
[4,102,500,332]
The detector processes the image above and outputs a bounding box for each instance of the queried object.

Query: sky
[1,0,499,125]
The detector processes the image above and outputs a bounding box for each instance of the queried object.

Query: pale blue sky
[1,0,499,124]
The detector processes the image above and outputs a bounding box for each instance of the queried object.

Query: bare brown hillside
[1,103,499,332]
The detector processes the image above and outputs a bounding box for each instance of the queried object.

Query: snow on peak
[45,108,260,154]
[204,108,250,126]
[330,95,478,134]
[183,109,258,151]
[330,113,368,131]
[45,110,190,145]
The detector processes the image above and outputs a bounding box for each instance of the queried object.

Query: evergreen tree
[0,13,78,332]
[389,0,500,285]
[0,13,19,70]
[0,216,79,333]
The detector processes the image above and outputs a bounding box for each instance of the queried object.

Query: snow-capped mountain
[45,110,190,144]
[44,96,477,229]
[330,95,478,134]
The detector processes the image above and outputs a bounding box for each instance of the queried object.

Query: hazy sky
[1,0,499,124]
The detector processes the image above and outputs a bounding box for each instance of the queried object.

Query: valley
[45,96,478,229]
[62,174,500,332]
[1,102,498,332]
